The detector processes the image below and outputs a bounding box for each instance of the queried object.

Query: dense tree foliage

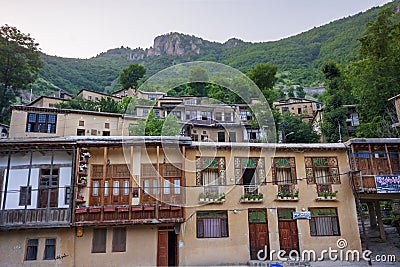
[119,64,146,90]
[0,24,43,123]
[349,6,400,137]
[129,109,180,136]
[55,96,122,113]
[247,63,278,105]
[320,61,352,142]
[280,113,320,143]
[30,2,389,95]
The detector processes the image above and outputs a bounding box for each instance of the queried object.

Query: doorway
[37,168,59,208]
[277,209,299,254]
[248,209,269,260]
[243,168,257,195]
[157,228,178,266]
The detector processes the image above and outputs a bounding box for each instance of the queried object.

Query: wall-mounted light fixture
[76,226,84,237]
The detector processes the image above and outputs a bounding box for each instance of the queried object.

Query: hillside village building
[5,88,399,266]
[273,97,322,123]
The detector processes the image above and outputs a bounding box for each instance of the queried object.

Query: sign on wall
[293,211,311,220]
[375,175,400,193]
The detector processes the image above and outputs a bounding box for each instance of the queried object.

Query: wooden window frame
[272,157,297,185]
[43,238,56,260]
[196,211,228,238]
[112,227,126,252]
[92,228,107,253]
[305,157,340,184]
[19,186,32,206]
[26,113,57,133]
[196,157,226,194]
[25,239,38,261]
[309,208,340,236]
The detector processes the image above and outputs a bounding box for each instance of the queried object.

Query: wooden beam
[101,147,107,222]
[385,144,393,175]
[368,144,376,175]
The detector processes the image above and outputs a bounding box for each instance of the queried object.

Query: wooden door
[157,231,169,266]
[38,169,59,208]
[278,209,299,254]
[249,210,269,260]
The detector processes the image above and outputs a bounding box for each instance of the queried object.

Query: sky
[0,0,393,59]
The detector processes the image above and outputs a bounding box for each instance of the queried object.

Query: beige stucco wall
[180,146,361,265]
[74,225,157,267]
[9,109,137,138]
[0,228,75,267]
[78,90,120,102]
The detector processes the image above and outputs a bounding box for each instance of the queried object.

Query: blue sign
[375,175,400,193]
[293,211,311,220]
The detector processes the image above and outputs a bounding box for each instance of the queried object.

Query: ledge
[316,197,338,201]
[240,199,263,203]
[275,197,299,201]
[199,199,225,204]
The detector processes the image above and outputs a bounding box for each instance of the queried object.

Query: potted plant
[117,206,129,212]
[75,207,87,213]
[205,193,211,202]
[79,176,87,184]
[104,206,115,212]
[330,191,338,199]
[277,191,284,199]
[319,192,329,199]
[257,193,264,201]
[293,190,299,199]
[219,193,226,202]
[160,203,170,210]
[199,192,205,202]
[284,192,291,200]
[131,205,143,211]
[244,193,251,201]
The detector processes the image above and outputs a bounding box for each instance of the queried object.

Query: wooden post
[46,150,55,221]
[129,146,133,221]
[23,150,33,224]
[156,145,160,219]
[101,147,107,222]
[374,200,386,241]
[366,202,377,229]
[368,144,376,175]
[1,151,12,225]
[385,144,393,175]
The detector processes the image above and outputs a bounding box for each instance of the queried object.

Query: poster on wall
[374,175,400,193]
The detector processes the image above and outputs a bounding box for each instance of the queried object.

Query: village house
[273,97,322,123]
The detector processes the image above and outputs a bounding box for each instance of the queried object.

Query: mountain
[34,1,397,96]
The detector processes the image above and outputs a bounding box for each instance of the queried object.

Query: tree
[0,24,43,123]
[247,63,278,105]
[349,7,400,137]
[280,113,320,143]
[295,86,306,98]
[320,61,350,142]
[129,109,180,136]
[119,64,146,89]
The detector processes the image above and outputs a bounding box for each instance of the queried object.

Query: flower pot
[144,206,155,211]
[171,206,181,211]
[131,206,143,211]
[117,206,129,212]
[89,207,101,213]
[160,205,170,210]
[75,207,87,214]
[199,198,205,202]
[104,206,115,212]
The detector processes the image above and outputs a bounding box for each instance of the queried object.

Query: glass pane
[123,180,129,195]
[48,114,56,124]
[163,180,170,195]
[104,181,109,196]
[174,179,181,194]
[113,181,119,195]
[313,158,328,167]
[28,113,37,123]
[93,181,99,196]
[249,211,266,223]
[153,180,159,194]
[38,114,47,123]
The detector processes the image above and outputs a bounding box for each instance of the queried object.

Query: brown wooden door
[157,231,169,266]
[278,220,299,254]
[249,210,269,260]
[38,169,59,208]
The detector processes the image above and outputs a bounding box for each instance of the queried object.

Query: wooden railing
[74,205,183,226]
[0,208,71,229]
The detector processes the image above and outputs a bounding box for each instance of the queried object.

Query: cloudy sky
[0,0,393,59]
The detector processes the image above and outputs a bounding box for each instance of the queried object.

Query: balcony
[0,208,71,229]
[74,205,183,226]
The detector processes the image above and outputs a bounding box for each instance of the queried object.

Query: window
[105,123,110,129]
[186,110,197,120]
[154,109,160,118]
[215,112,222,121]
[228,132,236,142]
[79,120,85,126]
[272,158,296,184]
[65,186,72,205]
[197,211,228,238]
[95,97,99,102]
[103,131,110,136]
[234,158,265,195]
[26,113,57,133]
[91,129,98,135]
[77,129,85,136]
[217,132,225,142]
[196,157,226,195]
[305,157,340,184]
[225,112,233,122]
[191,134,199,141]
[25,239,38,261]
[201,135,208,141]
[60,93,65,99]
[44,239,56,260]
[112,228,126,252]
[309,208,340,236]
[143,109,149,116]
[92,228,107,253]
[201,111,212,120]
[19,186,32,206]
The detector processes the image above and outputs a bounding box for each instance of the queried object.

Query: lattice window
[91,165,103,178]
[113,165,130,177]
[305,157,340,184]
[196,157,226,186]
[163,164,182,177]
[272,157,296,184]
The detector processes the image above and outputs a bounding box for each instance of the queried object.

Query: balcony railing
[0,208,71,229]
[74,205,183,226]
[244,185,258,195]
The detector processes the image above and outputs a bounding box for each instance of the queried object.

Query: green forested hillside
[34,2,394,95]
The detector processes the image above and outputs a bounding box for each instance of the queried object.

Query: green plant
[330,190,338,198]
[219,193,226,200]
[319,192,329,198]
[293,190,299,198]
[277,192,284,199]
[199,192,205,200]
[284,191,291,198]
[257,193,264,200]
[244,193,251,200]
